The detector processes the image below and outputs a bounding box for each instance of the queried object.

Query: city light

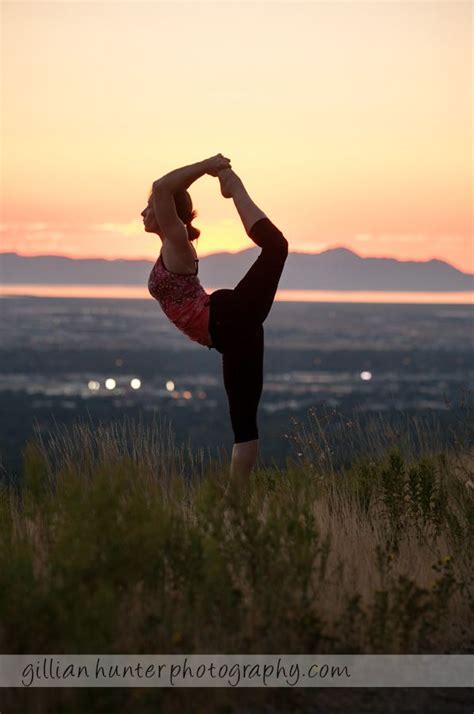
[87,380,100,391]
[105,378,116,390]
[130,378,141,390]
[360,371,373,381]
[166,380,175,391]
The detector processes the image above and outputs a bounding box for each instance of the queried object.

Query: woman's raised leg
[211,170,289,335]
[233,217,288,325]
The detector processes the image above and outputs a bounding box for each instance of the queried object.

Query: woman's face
[141,199,160,234]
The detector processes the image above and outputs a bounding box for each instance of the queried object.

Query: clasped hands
[204,153,232,176]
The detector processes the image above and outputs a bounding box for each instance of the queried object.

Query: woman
[143,154,288,493]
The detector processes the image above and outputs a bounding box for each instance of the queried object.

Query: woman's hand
[204,153,232,177]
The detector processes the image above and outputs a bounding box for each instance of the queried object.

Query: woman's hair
[174,189,201,242]
[148,187,201,242]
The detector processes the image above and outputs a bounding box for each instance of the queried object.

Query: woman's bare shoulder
[161,239,197,274]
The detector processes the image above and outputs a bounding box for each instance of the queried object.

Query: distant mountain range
[1,248,473,291]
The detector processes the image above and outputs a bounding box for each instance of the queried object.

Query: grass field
[0,408,472,712]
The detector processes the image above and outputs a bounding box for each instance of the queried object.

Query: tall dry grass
[0,407,472,666]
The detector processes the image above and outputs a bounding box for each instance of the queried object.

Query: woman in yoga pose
[143,154,288,493]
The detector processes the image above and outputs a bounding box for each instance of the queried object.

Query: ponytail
[173,189,200,241]
[187,222,201,242]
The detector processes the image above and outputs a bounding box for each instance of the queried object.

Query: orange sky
[1,1,472,272]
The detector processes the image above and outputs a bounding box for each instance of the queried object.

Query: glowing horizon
[1,284,473,305]
[2,2,472,271]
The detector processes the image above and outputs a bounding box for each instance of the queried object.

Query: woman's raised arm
[154,154,231,194]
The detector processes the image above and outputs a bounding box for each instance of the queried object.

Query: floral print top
[148,252,212,348]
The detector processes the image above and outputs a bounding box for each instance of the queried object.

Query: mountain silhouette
[1,248,473,291]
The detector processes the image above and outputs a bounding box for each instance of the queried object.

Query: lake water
[1,284,473,304]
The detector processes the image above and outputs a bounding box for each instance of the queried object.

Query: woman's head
[141,188,201,242]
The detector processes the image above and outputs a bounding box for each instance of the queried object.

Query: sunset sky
[2,1,472,272]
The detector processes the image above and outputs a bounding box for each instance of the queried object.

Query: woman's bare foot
[217,168,243,199]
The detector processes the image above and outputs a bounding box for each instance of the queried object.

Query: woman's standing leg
[222,324,264,497]
[222,324,264,443]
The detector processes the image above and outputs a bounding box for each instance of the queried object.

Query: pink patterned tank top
[148,252,212,348]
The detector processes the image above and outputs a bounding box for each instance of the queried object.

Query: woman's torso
[149,239,213,347]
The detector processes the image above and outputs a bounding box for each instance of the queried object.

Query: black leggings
[208,217,289,443]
